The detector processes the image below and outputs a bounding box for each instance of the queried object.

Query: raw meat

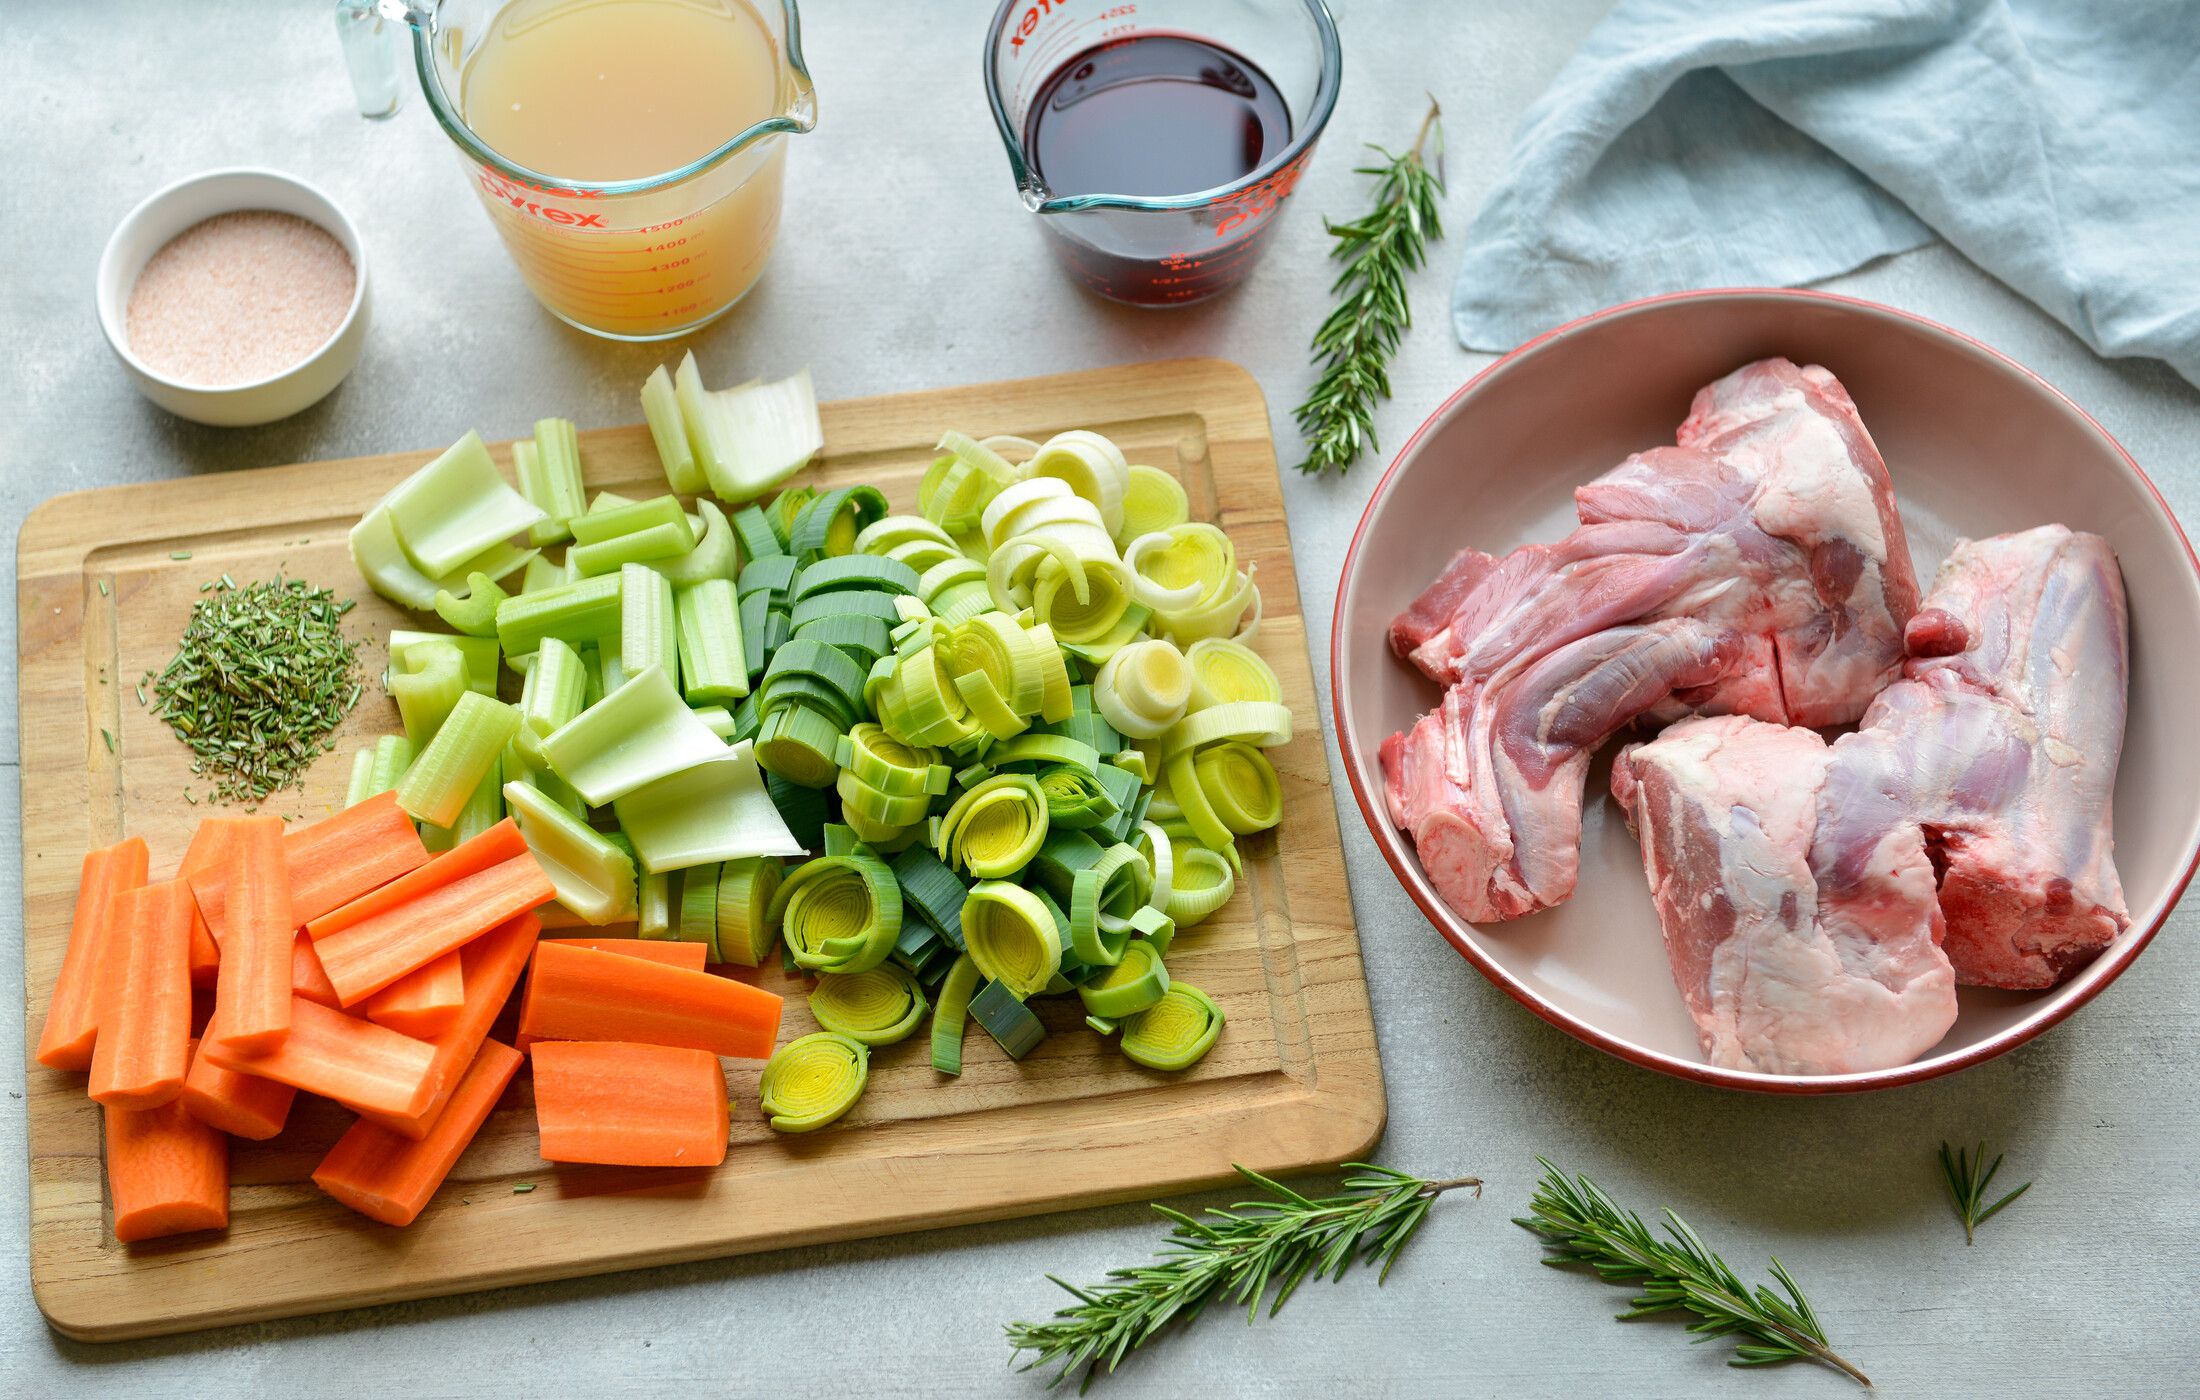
[1381,358,1920,922]
[1610,716,1956,1074]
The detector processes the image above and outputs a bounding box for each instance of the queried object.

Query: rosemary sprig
[1293,99,1445,476]
[1938,1141,2029,1245]
[1006,1162,1479,1390]
[1516,1159,1870,1387]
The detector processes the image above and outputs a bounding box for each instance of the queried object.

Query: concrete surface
[4,2,2196,1396]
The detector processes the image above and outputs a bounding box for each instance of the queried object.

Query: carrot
[305,818,527,941]
[519,941,781,1059]
[36,836,149,1071]
[87,879,195,1110]
[292,933,341,1008]
[178,818,245,989]
[375,914,540,1141]
[312,1038,523,1227]
[364,950,464,1039]
[202,997,436,1124]
[105,1088,229,1243]
[314,854,555,1008]
[179,1035,296,1140]
[543,937,710,970]
[283,791,432,924]
[200,815,294,1055]
[531,1040,729,1168]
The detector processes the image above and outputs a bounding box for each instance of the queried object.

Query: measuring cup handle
[335,0,430,121]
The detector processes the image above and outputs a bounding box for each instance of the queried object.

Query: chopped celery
[611,740,806,873]
[365,734,414,796]
[502,780,637,924]
[517,635,586,753]
[599,649,626,695]
[349,505,448,610]
[703,369,823,502]
[536,663,725,805]
[389,630,500,696]
[581,646,605,707]
[511,441,562,545]
[496,572,622,655]
[396,690,521,828]
[571,521,693,576]
[522,553,566,594]
[642,362,705,493]
[382,430,548,577]
[424,751,505,849]
[637,868,673,939]
[621,563,678,692]
[503,740,587,818]
[654,500,741,587]
[588,491,637,515]
[571,495,693,547]
[345,746,378,806]
[390,639,468,746]
[692,705,737,739]
[674,351,731,491]
[432,571,509,638]
[524,418,586,548]
[675,577,748,704]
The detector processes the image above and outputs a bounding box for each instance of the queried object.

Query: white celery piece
[655,499,741,586]
[382,430,548,577]
[350,506,446,610]
[517,635,587,750]
[621,563,679,690]
[638,868,673,938]
[611,740,805,874]
[502,780,637,924]
[388,630,501,696]
[642,363,705,494]
[396,690,522,828]
[535,663,725,805]
[704,368,823,502]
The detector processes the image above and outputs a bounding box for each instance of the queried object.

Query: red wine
[1025,34,1294,305]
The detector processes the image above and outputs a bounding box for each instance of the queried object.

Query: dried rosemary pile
[141,575,366,806]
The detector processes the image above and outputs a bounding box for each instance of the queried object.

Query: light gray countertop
[4,3,2195,1396]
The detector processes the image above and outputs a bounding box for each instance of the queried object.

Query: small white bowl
[97,168,370,427]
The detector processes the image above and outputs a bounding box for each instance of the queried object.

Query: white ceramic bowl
[96,168,369,427]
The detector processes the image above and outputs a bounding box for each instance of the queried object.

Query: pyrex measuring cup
[984,0,1340,307]
[368,0,815,341]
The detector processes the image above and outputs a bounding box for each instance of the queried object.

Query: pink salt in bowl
[96,168,369,427]
[1332,288,2200,1093]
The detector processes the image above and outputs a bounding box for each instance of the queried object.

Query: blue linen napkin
[1453,0,2200,386]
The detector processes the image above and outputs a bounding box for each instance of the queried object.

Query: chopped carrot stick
[292,933,341,1008]
[88,879,195,1110]
[36,836,149,1071]
[531,1040,729,1168]
[364,950,464,1039]
[283,791,432,924]
[177,819,250,944]
[200,815,294,1055]
[519,941,781,1059]
[178,818,245,991]
[375,914,540,1141]
[179,1035,296,1140]
[314,853,555,1008]
[313,1038,523,1226]
[543,937,710,970]
[305,818,527,941]
[202,998,436,1124]
[106,1087,229,1243]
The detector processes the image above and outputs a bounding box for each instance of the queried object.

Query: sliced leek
[1165,844,1237,926]
[1118,983,1223,1071]
[715,856,783,967]
[960,881,1062,998]
[810,964,928,1046]
[1185,637,1282,712]
[675,860,722,961]
[1162,699,1294,756]
[1094,638,1192,740]
[969,979,1047,1060]
[930,953,980,1074]
[758,1031,868,1133]
[769,851,902,974]
[1022,429,1129,538]
[1195,742,1283,834]
[937,773,1049,878]
[1077,940,1170,1019]
[1118,464,1190,543]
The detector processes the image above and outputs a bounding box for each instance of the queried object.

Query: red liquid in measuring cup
[1026,34,1293,305]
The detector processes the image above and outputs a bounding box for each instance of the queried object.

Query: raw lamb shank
[1381,358,1920,923]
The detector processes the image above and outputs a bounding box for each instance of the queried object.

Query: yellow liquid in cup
[458,0,789,338]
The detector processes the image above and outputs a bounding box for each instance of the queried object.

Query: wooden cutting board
[17,357,1383,1342]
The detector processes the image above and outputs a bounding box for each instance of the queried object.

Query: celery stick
[446,537,540,588]
[599,648,627,696]
[366,734,415,796]
[383,430,548,577]
[504,740,587,818]
[643,363,705,494]
[389,630,500,696]
[397,690,521,828]
[512,440,566,546]
[674,351,729,491]
[691,705,736,739]
[496,572,622,654]
[390,640,469,746]
[621,563,678,692]
[571,495,693,547]
[536,663,726,805]
[522,553,566,594]
[675,576,748,704]
[611,740,806,873]
[453,752,504,843]
[432,571,509,638]
[517,635,586,752]
[638,868,673,938]
[344,746,378,806]
[571,521,693,576]
[588,491,637,515]
[581,645,605,708]
[654,500,741,587]
[703,370,823,502]
[524,418,586,548]
[350,505,448,610]
[503,780,637,924]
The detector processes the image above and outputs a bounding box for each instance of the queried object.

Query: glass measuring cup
[367,0,815,341]
[984,0,1340,307]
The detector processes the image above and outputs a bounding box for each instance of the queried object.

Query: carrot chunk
[374,914,541,1141]
[292,933,342,1008]
[106,1092,229,1243]
[194,793,430,933]
[88,879,195,1110]
[305,818,527,941]
[178,818,245,986]
[180,1035,297,1140]
[519,941,780,1059]
[364,950,465,1039]
[200,815,294,1055]
[313,1038,523,1226]
[542,937,709,970]
[202,997,436,1124]
[36,836,149,1071]
[314,854,555,1007]
[531,1040,728,1168]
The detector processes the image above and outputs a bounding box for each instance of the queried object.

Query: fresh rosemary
[1938,1141,2029,1245]
[1517,1159,1869,1387]
[142,575,365,807]
[1292,100,1445,477]
[1006,1162,1479,1390]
